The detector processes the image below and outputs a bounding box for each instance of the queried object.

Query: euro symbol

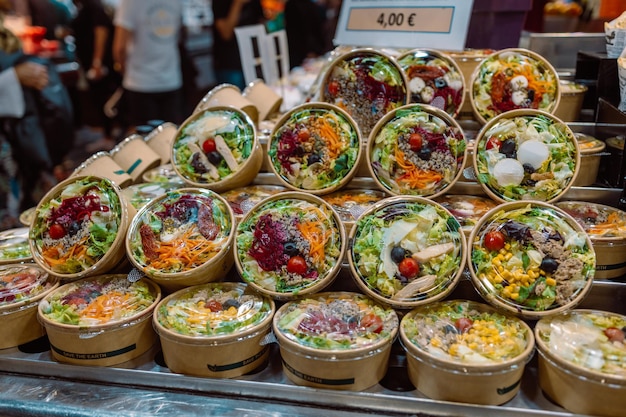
[408,13,416,26]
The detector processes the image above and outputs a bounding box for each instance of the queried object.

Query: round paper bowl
[19,207,36,227]
[535,309,626,417]
[272,291,399,391]
[144,122,178,164]
[153,282,275,378]
[399,300,535,405]
[433,194,498,237]
[29,175,136,280]
[0,227,32,265]
[234,192,345,301]
[109,134,162,184]
[467,201,595,320]
[193,83,259,126]
[319,48,409,137]
[219,184,287,222]
[37,274,161,366]
[0,264,59,349]
[72,151,133,189]
[321,188,387,230]
[171,106,263,193]
[242,78,283,121]
[367,104,467,198]
[470,48,560,125]
[347,195,466,310]
[555,201,626,279]
[120,180,185,210]
[397,48,465,118]
[572,133,606,187]
[126,188,236,293]
[267,102,362,195]
[472,109,579,203]
[554,80,588,123]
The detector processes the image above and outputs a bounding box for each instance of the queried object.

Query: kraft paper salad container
[434,194,498,237]
[397,48,465,118]
[194,83,259,126]
[272,291,399,391]
[19,207,36,227]
[153,282,275,378]
[144,122,178,164]
[447,48,495,116]
[473,109,579,203]
[535,309,626,417]
[468,201,596,320]
[110,134,162,184]
[37,274,161,366]
[554,80,588,122]
[72,151,133,189]
[399,300,535,405]
[242,78,283,121]
[0,227,32,265]
[219,184,287,222]
[267,102,362,195]
[319,48,409,137]
[347,195,466,310]
[572,133,606,187]
[171,106,263,194]
[367,104,467,199]
[321,188,387,230]
[470,48,560,125]
[0,264,59,349]
[555,201,626,279]
[234,192,345,301]
[30,176,136,281]
[126,188,236,293]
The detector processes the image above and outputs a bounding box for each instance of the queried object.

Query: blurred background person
[284,0,326,69]
[113,0,184,129]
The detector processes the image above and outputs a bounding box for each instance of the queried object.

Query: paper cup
[72,151,133,189]
[110,134,162,184]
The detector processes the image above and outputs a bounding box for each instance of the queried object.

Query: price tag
[334,0,474,51]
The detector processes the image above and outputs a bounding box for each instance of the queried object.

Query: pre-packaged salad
[321,189,387,226]
[30,176,134,279]
[473,109,579,203]
[348,196,465,309]
[0,227,32,264]
[171,106,262,192]
[267,103,361,194]
[121,181,184,210]
[368,104,467,198]
[468,201,595,319]
[235,192,345,300]
[320,48,409,137]
[220,184,287,220]
[434,194,498,236]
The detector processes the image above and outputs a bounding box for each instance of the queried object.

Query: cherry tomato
[327,80,340,96]
[205,300,222,312]
[297,129,310,141]
[49,224,66,240]
[604,327,625,343]
[202,138,216,153]
[485,136,502,150]
[484,230,506,252]
[361,313,384,334]
[398,257,419,279]
[454,317,473,333]
[287,255,307,275]
[409,133,423,152]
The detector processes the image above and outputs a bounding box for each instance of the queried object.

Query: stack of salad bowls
[399,300,535,405]
[467,201,596,320]
[171,106,263,193]
[272,291,399,391]
[0,264,59,349]
[29,175,136,280]
[347,195,466,310]
[472,109,579,204]
[367,104,467,199]
[234,192,345,301]
[153,282,275,378]
[267,102,362,195]
[555,201,626,279]
[535,309,626,416]
[37,274,161,366]
[126,188,236,293]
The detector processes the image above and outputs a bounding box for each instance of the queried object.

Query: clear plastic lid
[402,300,532,364]
[0,227,32,264]
[142,163,181,183]
[368,104,467,198]
[127,188,233,275]
[321,189,386,223]
[39,274,159,326]
[349,196,465,307]
[220,184,287,217]
[556,201,626,240]
[0,264,51,306]
[536,310,626,380]
[469,202,595,316]
[156,282,273,337]
[575,133,605,155]
[434,195,498,232]
[268,103,361,192]
[397,49,465,118]
[274,292,398,351]
[473,110,578,203]
[121,181,184,210]
[319,49,409,137]
[235,193,343,296]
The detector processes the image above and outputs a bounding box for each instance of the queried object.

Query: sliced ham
[139,224,159,260]
[188,142,219,180]
[411,242,455,263]
[198,201,219,240]
[391,274,437,300]
[214,135,239,172]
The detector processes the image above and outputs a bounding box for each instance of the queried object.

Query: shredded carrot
[297,219,332,265]
[587,212,626,235]
[394,143,443,189]
[41,237,93,267]
[81,291,131,322]
[147,226,218,272]
[314,116,342,159]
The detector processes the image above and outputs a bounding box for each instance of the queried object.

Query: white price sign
[334,0,474,51]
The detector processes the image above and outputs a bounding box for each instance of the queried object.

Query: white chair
[234,24,290,86]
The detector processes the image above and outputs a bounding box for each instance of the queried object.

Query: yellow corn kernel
[468,342,478,350]
[510,292,519,300]
[504,252,513,261]
[504,243,511,250]
[546,277,557,286]
[430,337,442,347]
[499,248,507,256]
[493,275,503,284]
[493,258,501,266]
[498,265,504,273]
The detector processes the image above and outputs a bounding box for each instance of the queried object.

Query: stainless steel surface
[519,32,606,72]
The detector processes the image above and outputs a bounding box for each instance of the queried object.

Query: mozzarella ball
[493,158,525,187]
[517,140,549,170]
